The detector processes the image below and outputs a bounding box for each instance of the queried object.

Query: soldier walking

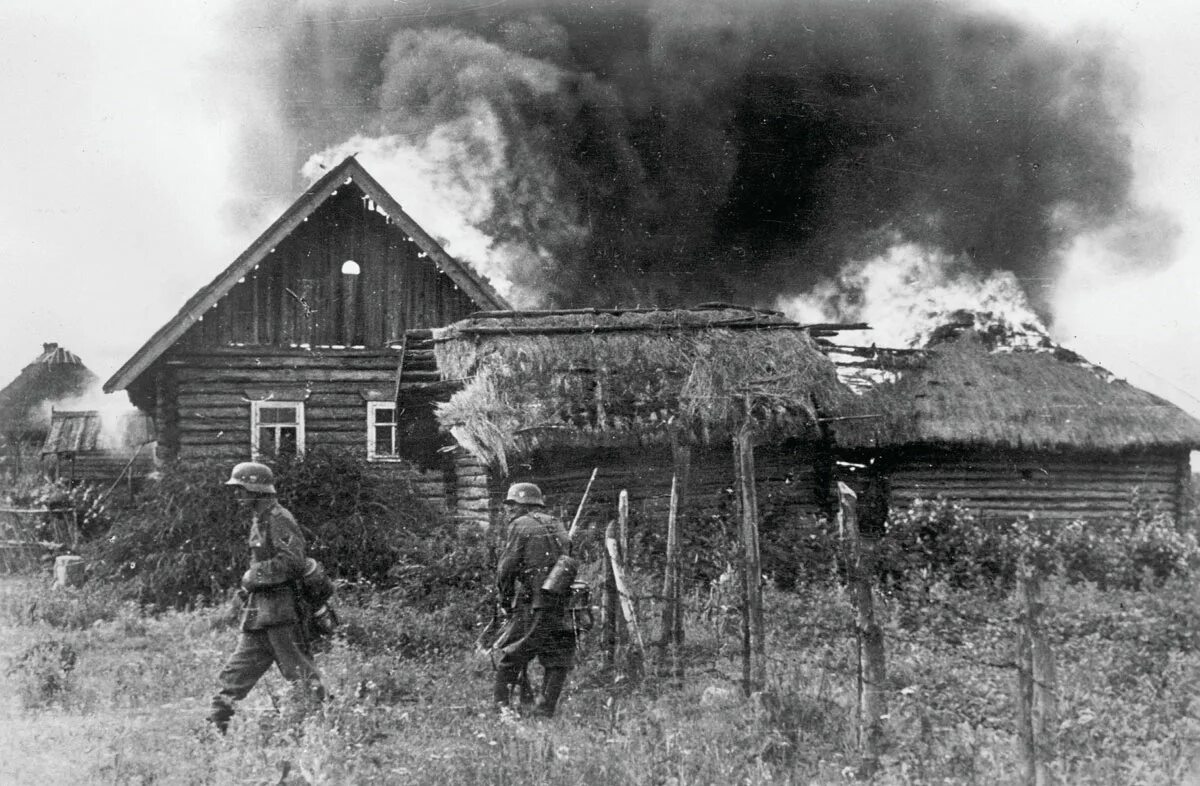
[492,482,577,718]
[206,461,325,733]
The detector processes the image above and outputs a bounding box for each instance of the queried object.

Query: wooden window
[367,402,399,461]
[251,401,305,459]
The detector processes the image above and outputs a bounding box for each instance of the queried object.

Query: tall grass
[4,569,1200,784]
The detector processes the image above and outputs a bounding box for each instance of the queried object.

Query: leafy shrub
[1,478,113,544]
[6,636,80,709]
[84,458,243,607]
[876,496,1200,590]
[86,449,455,608]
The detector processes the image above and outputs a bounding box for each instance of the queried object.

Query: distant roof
[432,306,860,470]
[0,344,97,435]
[41,410,156,454]
[829,329,1200,452]
[105,156,511,393]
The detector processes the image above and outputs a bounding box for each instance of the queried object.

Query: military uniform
[208,502,324,731]
[492,507,575,717]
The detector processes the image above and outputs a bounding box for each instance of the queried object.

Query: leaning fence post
[606,499,644,679]
[1016,564,1057,785]
[602,519,621,666]
[838,481,887,778]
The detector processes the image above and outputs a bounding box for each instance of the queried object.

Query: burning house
[40,410,157,496]
[0,343,97,478]
[826,317,1200,522]
[103,156,510,503]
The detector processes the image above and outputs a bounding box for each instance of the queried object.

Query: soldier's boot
[535,668,569,718]
[207,697,234,734]
[516,668,536,714]
[493,665,520,713]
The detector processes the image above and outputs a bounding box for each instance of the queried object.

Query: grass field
[3,572,1200,785]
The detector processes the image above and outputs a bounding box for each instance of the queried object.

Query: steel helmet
[505,482,544,506]
[225,461,277,494]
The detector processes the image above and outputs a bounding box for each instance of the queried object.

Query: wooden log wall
[861,447,1190,522]
[474,442,829,536]
[163,349,384,451]
[177,185,479,351]
[454,449,492,527]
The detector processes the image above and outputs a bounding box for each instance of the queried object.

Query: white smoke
[301,99,579,309]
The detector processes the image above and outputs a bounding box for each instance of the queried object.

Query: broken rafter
[820,343,928,357]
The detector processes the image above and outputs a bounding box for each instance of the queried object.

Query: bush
[86,449,454,608]
[876,496,1200,591]
[1,478,113,544]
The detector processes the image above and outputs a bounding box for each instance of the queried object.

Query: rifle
[566,467,598,547]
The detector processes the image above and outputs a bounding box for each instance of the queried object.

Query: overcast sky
[2,0,1199,417]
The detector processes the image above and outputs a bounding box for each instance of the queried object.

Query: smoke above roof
[231,0,1160,320]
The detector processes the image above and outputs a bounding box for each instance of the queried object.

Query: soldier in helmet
[206,461,325,733]
[492,482,576,718]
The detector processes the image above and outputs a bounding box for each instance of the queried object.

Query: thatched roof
[432,307,857,470]
[830,329,1200,452]
[0,344,97,438]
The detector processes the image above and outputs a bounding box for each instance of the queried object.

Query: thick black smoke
[230,0,1143,314]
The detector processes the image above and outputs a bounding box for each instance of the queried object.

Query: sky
[1,0,1199,419]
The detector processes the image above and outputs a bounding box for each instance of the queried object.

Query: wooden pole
[660,473,684,654]
[618,488,629,563]
[838,481,887,778]
[734,410,765,695]
[606,527,645,655]
[602,519,621,666]
[1016,564,1058,785]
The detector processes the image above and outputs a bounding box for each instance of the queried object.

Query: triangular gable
[104,156,510,393]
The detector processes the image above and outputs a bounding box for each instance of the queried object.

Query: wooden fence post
[838,482,887,778]
[602,518,621,666]
[1016,564,1058,785]
[734,413,765,695]
[660,473,684,674]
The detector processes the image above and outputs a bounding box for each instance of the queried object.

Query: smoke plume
[230,0,1156,318]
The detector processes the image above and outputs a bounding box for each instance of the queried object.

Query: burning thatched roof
[432,307,858,470]
[829,328,1200,452]
[0,344,97,438]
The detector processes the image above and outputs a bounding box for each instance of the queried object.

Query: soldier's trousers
[493,623,575,717]
[208,624,324,728]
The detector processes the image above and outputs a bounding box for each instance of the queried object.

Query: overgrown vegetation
[3,472,1200,782]
[83,449,466,608]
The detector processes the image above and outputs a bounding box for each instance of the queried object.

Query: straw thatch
[0,344,96,439]
[831,330,1200,452]
[433,308,855,470]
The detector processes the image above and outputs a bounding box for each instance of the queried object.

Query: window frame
[250,400,306,459]
[366,401,401,462]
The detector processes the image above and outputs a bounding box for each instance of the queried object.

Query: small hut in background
[40,410,157,498]
[0,344,97,478]
[429,306,861,530]
[828,322,1200,522]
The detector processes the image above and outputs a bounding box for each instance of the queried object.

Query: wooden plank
[176,368,394,383]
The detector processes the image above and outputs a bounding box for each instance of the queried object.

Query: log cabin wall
[857,447,1191,522]
[464,442,831,532]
